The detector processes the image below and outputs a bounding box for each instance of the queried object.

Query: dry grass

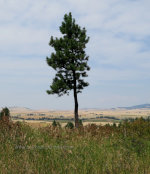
[1,118,150,173]
[11,108,150,120]
[13,120,115,128]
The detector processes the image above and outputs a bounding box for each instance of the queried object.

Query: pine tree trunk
[74,89,79,127]
[73,71,79,128]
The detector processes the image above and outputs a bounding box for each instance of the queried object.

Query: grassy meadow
[1,117,150,173]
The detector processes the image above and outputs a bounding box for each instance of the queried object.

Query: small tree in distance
[46,12,90,127]
[0,107,10,122]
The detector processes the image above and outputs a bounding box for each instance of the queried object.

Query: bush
[52,120,61,127]
[0,107,10,121]
[65,122,74,129]
[78,119,83,126]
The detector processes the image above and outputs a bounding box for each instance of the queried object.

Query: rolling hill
[118,104,150,110]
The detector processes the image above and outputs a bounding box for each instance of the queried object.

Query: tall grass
[0,118,150,173]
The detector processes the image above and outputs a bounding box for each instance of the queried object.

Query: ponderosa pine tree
[46,12,90,127]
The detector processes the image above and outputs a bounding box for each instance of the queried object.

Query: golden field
[10,108,150,119]
[10,108,150,128]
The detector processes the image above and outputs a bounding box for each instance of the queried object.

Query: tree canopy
[46,12,90,127]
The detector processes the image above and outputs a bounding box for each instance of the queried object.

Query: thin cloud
[0,0,150,109]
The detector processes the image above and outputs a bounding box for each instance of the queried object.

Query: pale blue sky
[0,0,150,110]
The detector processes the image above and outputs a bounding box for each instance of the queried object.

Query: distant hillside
[118,104,150,110]
[8,107,33,113]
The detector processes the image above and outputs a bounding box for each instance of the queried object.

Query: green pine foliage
[46,12,90,96]
[46,12,90,127]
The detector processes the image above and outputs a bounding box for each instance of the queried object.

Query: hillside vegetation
[1,118,150,173]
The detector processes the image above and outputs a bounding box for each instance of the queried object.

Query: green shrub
[78,119,83,126]
[65,122,74,129]
[52,120,61,127]
[52,120,57,127]
[0,107,10,121]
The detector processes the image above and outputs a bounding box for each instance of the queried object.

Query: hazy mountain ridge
[8,107,33,112]
[1,104,150,113]
[118,104,150,110]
